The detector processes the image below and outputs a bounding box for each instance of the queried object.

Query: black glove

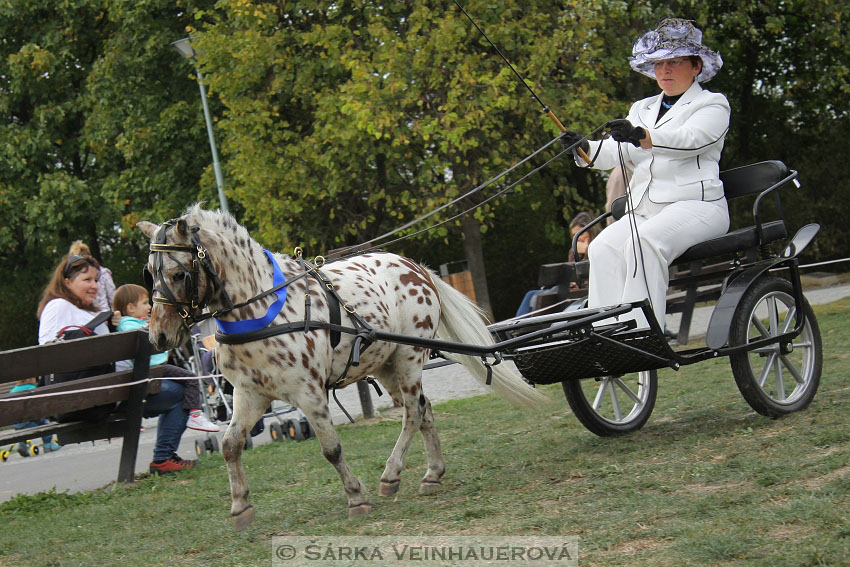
[560,130,590,155]
[606,119,646,147]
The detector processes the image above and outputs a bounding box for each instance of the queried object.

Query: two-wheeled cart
[418,160,822,435]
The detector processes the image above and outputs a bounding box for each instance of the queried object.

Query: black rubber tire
[270,422,284,442]
[195,439,207,458]
[243,435,253,450]
[208,435,220,453]
[288,419,305,441]
[562,370,658,436]
[729,276,822,417]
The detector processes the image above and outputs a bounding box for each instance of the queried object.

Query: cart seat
[607,160,792,266]
[673,221,787,265]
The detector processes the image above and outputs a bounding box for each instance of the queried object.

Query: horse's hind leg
[417,393,445,494]
[292,392,371,518]
[376,356,444,498]
[222,387,268,531]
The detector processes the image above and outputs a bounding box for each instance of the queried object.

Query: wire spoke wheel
[562,370,658,436]
[730,276,822,417]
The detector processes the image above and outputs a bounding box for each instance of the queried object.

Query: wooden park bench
[0,330,165,483]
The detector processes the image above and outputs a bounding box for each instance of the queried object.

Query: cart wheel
[305,420,316,439]
[30,444,39,457]
[243,435,253,450]
[729,276,822,417]
[288,419,305,441]
[270,422,284,442]
[208,435,220,454]
[562,370,658,436]
[0,449,9,462]
[195,439,207,458]
[16,442,30,458]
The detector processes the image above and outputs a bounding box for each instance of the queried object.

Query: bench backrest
[0,330,146,385]
[0,330,156,427]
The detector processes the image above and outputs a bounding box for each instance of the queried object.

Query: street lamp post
[172,37,229,213]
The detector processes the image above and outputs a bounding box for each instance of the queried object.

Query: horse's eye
[172,273,186,282]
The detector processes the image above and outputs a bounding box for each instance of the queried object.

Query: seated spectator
[37,253,196,474]
[113,284,219,433]
[515,211,602,316]
[10,378,61,454]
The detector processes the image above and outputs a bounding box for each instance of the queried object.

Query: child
[113,284,219,432]
[10,378,61,453]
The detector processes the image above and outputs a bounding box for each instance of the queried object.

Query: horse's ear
[176,219,189,236]
[136,221,158,238]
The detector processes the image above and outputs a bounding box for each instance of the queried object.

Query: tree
[190,0,634,318]
[0,0,216,347]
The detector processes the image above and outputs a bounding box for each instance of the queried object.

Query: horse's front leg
[222,387,268,531]
[293,391,371,518]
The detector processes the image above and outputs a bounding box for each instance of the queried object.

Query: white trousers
[587,199,730,327]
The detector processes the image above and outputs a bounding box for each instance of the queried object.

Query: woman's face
[653,57,700,96]
[571,225,592,256]
[65,265,99,306]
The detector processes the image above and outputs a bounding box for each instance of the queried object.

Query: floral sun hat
[629,18,723,82]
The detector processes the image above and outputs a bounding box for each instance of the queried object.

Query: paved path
[2,284,848,502]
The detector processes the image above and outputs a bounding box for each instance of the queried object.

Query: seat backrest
[608,160,790,221]
[718,160,788,200]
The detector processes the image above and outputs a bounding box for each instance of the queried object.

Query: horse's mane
[182,203,255,248]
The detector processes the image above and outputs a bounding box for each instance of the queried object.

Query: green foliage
[1,0,848,333]
[0,0,217,347]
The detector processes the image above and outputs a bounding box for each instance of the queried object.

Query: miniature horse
[138,205,546,530]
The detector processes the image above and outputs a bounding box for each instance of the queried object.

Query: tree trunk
[460,214,493,320]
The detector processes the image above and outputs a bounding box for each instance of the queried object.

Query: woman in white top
[562,18,730,328]
[37,254,118,343]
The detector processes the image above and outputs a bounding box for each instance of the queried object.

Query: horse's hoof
[419,480,442,495]
[232,505,255,531]
[379,479,400,497]
[348,502,372,518]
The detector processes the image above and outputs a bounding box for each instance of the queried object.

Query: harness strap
[214,320,359,345]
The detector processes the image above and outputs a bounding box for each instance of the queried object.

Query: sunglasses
[64,254,89,277]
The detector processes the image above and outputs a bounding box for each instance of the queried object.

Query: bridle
[144,217,325,331]
[144,219,233,330]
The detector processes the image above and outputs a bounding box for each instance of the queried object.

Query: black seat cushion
[673,220,787,265]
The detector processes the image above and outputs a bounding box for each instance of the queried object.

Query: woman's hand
[606,119,651,149]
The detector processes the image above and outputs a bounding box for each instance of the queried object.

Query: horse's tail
[432,276,549,409]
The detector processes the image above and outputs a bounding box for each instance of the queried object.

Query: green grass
[2,299,850,567]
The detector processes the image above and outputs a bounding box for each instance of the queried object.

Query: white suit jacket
[584,81,730,208]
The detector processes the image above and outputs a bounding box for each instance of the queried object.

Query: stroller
[176,319,315,457]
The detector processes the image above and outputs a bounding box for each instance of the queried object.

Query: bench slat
[0,331,147,383]
[0,367,164,427]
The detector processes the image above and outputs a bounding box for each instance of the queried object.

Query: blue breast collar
[215,249,287,336]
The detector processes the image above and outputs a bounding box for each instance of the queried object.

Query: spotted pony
[138,205,546,530]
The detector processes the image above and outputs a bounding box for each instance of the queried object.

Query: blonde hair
[69,240,92,256]
[113,284,149,316]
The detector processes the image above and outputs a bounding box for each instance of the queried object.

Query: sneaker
[149,454,197,474]
[42,441,61,453]
[187,410,220,432]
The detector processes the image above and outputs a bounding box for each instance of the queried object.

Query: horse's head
[137,216,220,350]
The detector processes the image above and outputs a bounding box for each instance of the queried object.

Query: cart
[486,160,822,435]
[411,160,822,436]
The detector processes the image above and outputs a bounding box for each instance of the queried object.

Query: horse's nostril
[157,333,167,350]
